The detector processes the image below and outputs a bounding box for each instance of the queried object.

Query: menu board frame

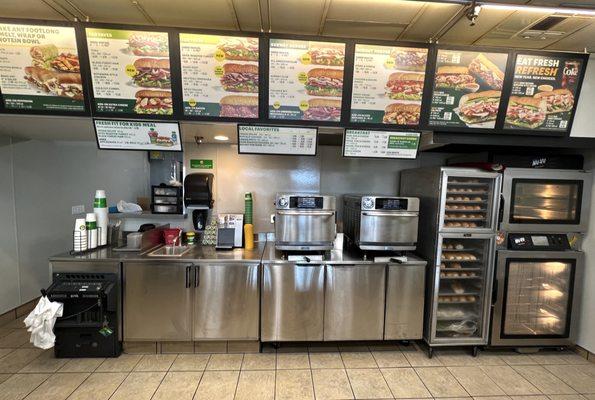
[342,128,421,160]
[93,118,183,152]
[0,17,91,116]
[237,123,319,156]
[497,49,589,137]
[81,22,182,120]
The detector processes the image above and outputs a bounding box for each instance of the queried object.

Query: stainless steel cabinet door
[385,264,426,340]
[261,263,324,342]
[124,262,192,341]
[193,263,259,340]
[324,264,386,341]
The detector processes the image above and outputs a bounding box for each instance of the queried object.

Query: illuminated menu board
[238,124,317,155]
[343,129,420,159]
[94,119,182,151]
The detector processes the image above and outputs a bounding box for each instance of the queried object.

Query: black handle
[498,195,504,225]
[194,265,200,288]
[185,266,191,288]
[304,256,311,263]
[491,279,499,306]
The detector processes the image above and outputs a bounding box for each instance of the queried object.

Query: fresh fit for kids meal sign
[0,23,84,112]
[94,119,182,151]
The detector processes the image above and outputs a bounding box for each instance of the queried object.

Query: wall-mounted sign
[350,44,428,126]
[86,28,172,116]
[94,119,182,151]
[428,49,508,129]
[179,33,259,118]
[343,129,420,159]
[504,53,585,133]
[190,159,213,169]
[268,39,345,122]
[238,124,317,155]
[0,23,85,112]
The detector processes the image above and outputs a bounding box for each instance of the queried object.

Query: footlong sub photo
[385,72,425,101]
[304,68,343,97]
[458,90,501,125]
[302,98,341,121]
[132,58,171,88]
[24,66,84,101]
[134,90,173,115]
[468,53,504,90]
[383,103,421,125]
[220,63,259,93]
[219,95,258,118]
[534,89,574,114]
[505,96,547,129]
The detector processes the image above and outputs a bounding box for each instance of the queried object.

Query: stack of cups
[244,192,253,224]
[244,192,254,250]
[94,190,108,246]
[73,218,87,252]
[85,213,98,249]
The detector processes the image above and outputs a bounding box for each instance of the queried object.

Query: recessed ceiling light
[480,3,595,16]
[214,135,229,141]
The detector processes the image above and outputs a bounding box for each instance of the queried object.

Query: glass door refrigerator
[400,167,502,356]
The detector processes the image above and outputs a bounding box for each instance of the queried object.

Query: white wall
[570,55,595,138]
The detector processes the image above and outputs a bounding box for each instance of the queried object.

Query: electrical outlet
[72,205,85,215]
[270,214,275,224]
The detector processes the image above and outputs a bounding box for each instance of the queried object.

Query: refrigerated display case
[400,167,501,353]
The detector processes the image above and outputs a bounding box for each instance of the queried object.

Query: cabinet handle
[185,266,191,288]
[194,266,200,287]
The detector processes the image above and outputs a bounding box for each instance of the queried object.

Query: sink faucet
[172,231,182,247]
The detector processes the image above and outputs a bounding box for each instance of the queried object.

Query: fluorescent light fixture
[480,2,595,16]
[214,135,229,141]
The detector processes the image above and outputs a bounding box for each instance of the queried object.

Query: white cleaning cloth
[24,296,63,350]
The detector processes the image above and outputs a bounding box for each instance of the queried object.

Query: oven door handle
[277,211,334,216]
[362,211,418,217]
[491,279,498,306]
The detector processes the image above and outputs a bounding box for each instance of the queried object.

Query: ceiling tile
[325,0,423,24]
[269,0,326,34]
[322,20,404,40]
[0,0,68,20]
[439,8,518,45]
[69,0,148,25]
[547,22,595,52]
[234,0,265,32]
[140,0,238,29]
[400,3,463,42]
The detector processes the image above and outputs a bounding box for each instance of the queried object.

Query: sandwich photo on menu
[128,33,169,57]
[24,66,83,101]
[31,44,80,73]
[303,98,341,121]
[217,38,259,61]
[390,48,427,71]
[505,96,547,129]
[220,63,259,93]
[134,90,173,115]
[468,53,504,90]
[385,72,425,101]
[219,95,258,118]
[534,89,574,114]
[435,66,478,92]
[457,90,501,125]
[305,68,343,97]
[383,103,420,125]
[132,58,171,89]
[307,43,345,66]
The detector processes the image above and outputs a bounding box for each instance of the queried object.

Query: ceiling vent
[529,16,567,31]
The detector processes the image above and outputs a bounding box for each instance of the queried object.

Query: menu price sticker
[504,54,584,132]
[238,125,317,155]
[179,34,259,118]
[0,23,84,112]
[343,129,420,159]
[94,119,182,151]
[350,44,428,126]
[268,39,345,122]
[86,28,172,116]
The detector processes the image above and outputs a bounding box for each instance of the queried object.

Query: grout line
[64,371,92,400]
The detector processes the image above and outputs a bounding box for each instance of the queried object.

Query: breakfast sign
[94,119,182,151]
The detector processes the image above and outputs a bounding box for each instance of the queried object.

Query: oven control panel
[508,233,570,251]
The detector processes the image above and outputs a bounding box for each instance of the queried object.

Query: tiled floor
[1,320,594,400]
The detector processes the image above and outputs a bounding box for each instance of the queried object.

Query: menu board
[0,23,84,112]
[269,39,345,122]
[350,44,428,126]
[428,49,508,129]
[504,53,584,132]
[86,28,172,116]
[94,119,181,151]
[180,34,259,118]
[343,129,420,159]
[238,125,317,155]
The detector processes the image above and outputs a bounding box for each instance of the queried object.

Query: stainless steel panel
[385,263,426,340]
[193,263,259,340]
[261,263,324,342]
[123,262,192,341]
[275,210,337,249]
[359,212,418,248]
[324,264,385,341]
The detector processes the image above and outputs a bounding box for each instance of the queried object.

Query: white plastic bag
[24,296,63,350]
[116,200,143,213]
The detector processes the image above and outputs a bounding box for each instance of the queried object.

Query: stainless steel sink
[146,245,192,257]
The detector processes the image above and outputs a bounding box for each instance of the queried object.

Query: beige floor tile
[310,353,345,369]
[110,371,165,400]
[473,396,511,400]
[529,353,573,365]
[481,366,541,396]
[194,370,240,400]
[381,367,431,399]
[67,372,127,400]
[577,364,595,378]
[96,354,143,372]
[449,366,505,396]
[0,329,29,348]
[0,348,44,373]
[235,370,275,400]
[18,351,67,373]
[277,344,309,353]
[242,353,276,370]
[347,368,392,399]
[206,353,243,370]
[312,368,354,400]
[545,365,595,394]
[123,341,157,354]
[228,340,260,353]
[24,372,89,400]
[415,367,468,398]
[277,353,310,369]
[0,374,11,384]
[499,352,539,366]
[0,319,25,329]
[436,350,506,366]
[0,373,49,400]
[547,396,589,400]
[276,369,315,400]
[57,358,105,373]
[338,344,369,352]
[194,341,227,354]
[368,343,401,351]
[0,349,14,361]
[558,353,591,365]
[509,396,549,400]
[133,354,176,371]
[170,354,210,371]
[581,395,595,400]
[309,344,340,353]
[0,328,13,339]
[341,352,378,368]
[402,348,443,367]
[372,351,410,368]
[512,365,577,395]
[152,371,202,400]
[160,341,194,354]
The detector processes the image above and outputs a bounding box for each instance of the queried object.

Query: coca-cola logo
[563,62,579,77]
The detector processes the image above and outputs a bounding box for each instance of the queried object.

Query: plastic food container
[164,228,182,245]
